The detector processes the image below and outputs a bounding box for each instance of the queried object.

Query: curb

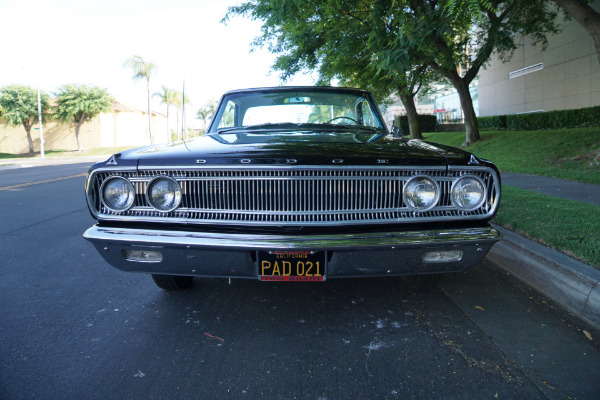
[486,225,600,330]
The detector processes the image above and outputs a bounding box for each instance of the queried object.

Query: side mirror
[391,125,405,137]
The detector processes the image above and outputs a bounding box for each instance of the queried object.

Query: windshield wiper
[217,123,278,134]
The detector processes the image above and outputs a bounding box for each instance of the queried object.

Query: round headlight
[100,176,135,212]
[146,177,182,212]
[451,176,486,211]
[403,176,440,211]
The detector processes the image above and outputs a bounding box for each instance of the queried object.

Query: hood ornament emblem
[106,155,118,166]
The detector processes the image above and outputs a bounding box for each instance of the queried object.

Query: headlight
[451,176,486,211]
[146,177,182,212]
[100,176,135,212]
[403,176,440,211]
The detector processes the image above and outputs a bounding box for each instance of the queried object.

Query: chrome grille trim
[86,165,500,226]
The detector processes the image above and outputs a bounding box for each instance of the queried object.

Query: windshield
[208,89,386,134]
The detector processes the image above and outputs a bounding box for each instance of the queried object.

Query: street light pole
[37,86,45,158]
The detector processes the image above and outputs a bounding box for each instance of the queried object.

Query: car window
[217,101,236,129]
[209,90,385,133]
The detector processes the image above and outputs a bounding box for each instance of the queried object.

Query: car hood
[98,131,475,169]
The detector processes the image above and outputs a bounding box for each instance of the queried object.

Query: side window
[218,101,236,129]
[357,99,380,128]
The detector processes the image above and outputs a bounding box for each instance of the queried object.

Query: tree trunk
[23,120,34,154]
[23,123,33,153]
[554,0,600,65]
[447,73,480,147]
[399,90,423,139]
[146,78,153,144]
[75,116,86,152]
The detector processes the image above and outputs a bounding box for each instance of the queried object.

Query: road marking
[0,173,86,191]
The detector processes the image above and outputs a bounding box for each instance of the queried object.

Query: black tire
[402,273,440,289]
[151,274,194,290]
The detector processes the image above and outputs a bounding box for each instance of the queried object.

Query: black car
[84,86,501,290]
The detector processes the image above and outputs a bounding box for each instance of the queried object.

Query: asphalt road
[1,164,599,400]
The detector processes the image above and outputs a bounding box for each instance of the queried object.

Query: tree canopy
[226,0,562,146]
[54,84,113,152]
[0,85,49,153]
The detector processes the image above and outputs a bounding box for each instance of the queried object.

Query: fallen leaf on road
[475,306,485,311]
[204,332,226,343]
[583,330,593,341]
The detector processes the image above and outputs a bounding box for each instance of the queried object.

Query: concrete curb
[487,225,600,330]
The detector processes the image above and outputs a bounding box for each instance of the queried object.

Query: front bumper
[84,225,501,279]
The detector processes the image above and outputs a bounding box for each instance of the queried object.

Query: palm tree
[174,90,193,140]
[124,55,157,144]
[153,86,177,140]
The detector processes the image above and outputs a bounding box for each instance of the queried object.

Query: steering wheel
[326,116,359,125]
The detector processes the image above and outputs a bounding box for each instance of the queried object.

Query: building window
[509,62,544,79]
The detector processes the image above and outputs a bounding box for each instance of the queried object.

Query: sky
[0,0,315,126]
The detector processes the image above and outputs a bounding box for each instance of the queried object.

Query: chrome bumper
[84,225,501,279]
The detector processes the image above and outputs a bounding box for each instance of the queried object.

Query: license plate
[258,250,326,282]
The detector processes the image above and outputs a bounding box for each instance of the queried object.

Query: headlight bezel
[450,175,487,211]
[403,175,441,212]
[99,176,136,213]
[145,176,182,213]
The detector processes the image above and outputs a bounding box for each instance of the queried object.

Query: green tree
[54,84,113,152]
[153,86,178,139]
[553,0,600,65]
[225,0,432,139]
[0,85,49,153]
[124,55,157,144]
[227,0,561,146]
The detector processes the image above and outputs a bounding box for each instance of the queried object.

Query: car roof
[221,86,372,96]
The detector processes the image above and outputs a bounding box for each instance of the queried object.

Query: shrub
[477,115,507,130]
[505,106,600,130]
[394,114,437,134]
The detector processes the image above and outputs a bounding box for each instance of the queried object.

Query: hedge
[477,115,507,130]
[477,106,600,131]
[394,114,438,134]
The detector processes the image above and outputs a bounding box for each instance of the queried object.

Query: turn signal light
[423,250,463,263]
[123,250,163,262]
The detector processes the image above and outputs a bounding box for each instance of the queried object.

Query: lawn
[425,127,600,267]
[424,127,600,184]
[495,186,600,267]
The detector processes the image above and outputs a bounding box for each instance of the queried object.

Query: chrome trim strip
[84,225,501,251]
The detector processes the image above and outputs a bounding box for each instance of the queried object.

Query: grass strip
[424,128,600,184]
[493,185,600,268]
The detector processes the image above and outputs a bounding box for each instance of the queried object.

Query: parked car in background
[84,86,501,290]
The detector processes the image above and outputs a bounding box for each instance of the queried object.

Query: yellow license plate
[258,251,326,281]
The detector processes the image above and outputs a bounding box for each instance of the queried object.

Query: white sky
[0,0,315,124]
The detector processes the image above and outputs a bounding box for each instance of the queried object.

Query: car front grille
[86,166,500,226]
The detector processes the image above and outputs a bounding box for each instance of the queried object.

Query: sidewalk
[490,172,600,329]
[502,172,600,206]
[0,155,110,170]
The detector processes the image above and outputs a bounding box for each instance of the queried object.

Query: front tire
[402,273,440,289]
[151,274,194,290]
